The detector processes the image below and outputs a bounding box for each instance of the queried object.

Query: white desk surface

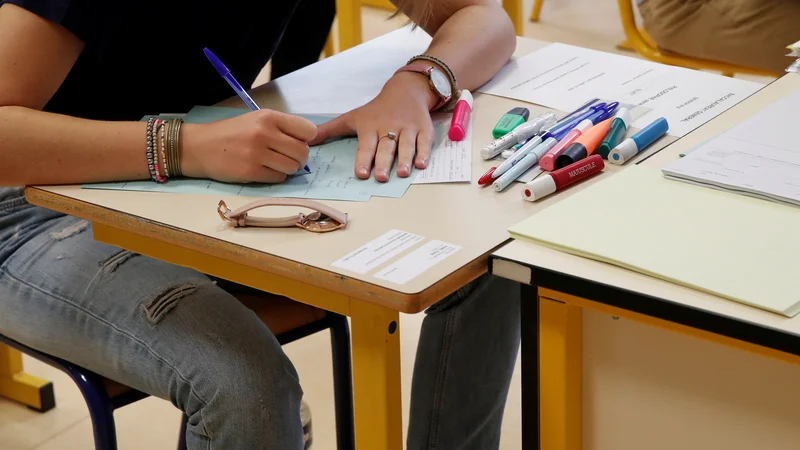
[27,28,681,311]
[493,72,800,336]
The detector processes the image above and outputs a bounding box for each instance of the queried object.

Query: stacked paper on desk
[84,105,468,202]
[478,43,762,137]
[663,91,800,207]
[508,166,800,317]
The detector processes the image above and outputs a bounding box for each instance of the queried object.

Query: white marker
[492,137,558,192]
[480,113,556,160]
[492,135,545,178]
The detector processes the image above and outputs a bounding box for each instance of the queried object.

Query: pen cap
[631,117,669,150]
[522,175,557,201]
[556,142,587,169]
[607,139,638,164]
[595,109,630,159]
[492,107,531,138]
[448,90,473,141]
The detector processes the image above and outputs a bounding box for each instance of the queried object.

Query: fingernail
[420,158,428,167]
[403,164,411,173]
[376,169,388,178]
[357,166,369,177]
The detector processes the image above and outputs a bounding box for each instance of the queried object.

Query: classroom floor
[0,1,775,449]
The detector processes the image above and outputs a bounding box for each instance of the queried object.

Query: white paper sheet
[374,240,462,284]
[413,116,472,184]
[478,43,762,137]
[663,91,800,207]
[331,230,424,274]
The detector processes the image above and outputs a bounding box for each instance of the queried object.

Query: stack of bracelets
[145,117,184,183]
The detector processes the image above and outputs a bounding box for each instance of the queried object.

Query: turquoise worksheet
[83,106,441,202]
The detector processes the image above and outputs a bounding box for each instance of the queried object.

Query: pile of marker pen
[477,99,670,201]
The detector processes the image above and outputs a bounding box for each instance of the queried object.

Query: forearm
[423,4,516,90]
[0,106,148,186]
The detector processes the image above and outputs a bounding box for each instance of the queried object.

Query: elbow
[495,10,517,61]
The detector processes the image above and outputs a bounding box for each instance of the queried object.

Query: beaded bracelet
[145,117,158,182]
[152,119,167,183]
[158,120,169,178]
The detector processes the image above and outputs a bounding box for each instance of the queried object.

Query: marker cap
[522,175,557,201]
[556,143,587,169]
[608,139,638,165]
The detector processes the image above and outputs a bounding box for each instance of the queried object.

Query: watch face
[430,68,452,97]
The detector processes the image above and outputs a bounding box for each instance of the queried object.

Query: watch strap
[408,54,458,109]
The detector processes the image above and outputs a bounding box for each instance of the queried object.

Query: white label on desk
[374,240,462,284]
[332,230,424,274]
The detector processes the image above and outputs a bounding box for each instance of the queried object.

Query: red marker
[522,154,604,202]
[448,90,473,141]
[478,166,496,186]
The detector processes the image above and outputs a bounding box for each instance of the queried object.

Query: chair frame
[0,312,355,450]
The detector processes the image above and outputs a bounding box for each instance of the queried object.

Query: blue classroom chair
[0,295,355,450]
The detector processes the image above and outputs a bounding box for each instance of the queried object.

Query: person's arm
[396,0,516,99]
[0,3,315,187]
[312,0,515,182]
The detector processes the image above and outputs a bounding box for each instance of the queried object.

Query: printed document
[478,43,762,137]
[663,91,800,207]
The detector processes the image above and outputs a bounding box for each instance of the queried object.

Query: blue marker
[608,117,669,165]
[204,48,311,173]
[544,102,607,139]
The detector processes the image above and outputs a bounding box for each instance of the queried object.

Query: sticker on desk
[332,230,424,274]
[374,240,462,284]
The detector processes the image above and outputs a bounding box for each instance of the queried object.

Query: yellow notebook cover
[508,166,800,317]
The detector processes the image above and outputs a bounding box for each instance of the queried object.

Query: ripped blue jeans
[0,188,520,450]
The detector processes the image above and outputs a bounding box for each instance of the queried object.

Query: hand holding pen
[204,48,311,174]
[173,48,315,183]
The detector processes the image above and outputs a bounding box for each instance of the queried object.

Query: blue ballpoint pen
[203,48,311,173]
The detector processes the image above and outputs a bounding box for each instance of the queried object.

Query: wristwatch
[395,63,453,111]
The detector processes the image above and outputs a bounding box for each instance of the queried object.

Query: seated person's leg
[408,274,521,450]
[0,213,304,450]
[271,0,337,80]
[639,0,800,73]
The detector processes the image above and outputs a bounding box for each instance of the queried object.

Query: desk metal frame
[491,256,800,450]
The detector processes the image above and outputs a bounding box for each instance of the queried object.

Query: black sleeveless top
[1,0,302,121]
[0,0,302,222]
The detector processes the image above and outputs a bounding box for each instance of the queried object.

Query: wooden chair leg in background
[530,0,545,22]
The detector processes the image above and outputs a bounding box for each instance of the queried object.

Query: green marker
[492,107,530,138]
[596,108,631,159]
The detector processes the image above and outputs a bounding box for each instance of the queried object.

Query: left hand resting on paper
[311,72,439,182]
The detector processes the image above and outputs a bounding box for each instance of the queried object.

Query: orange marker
[555,118,613,169]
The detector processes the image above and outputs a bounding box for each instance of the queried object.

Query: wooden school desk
[490,72,800,450]
[11,28,562,449]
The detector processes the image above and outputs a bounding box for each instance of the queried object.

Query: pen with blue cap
[203,47,310,173]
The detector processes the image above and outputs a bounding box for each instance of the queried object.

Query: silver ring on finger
[379,131,398,143]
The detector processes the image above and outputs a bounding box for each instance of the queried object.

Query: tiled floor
[0,1,777,449]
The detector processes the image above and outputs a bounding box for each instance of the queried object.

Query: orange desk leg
[539,296,582,450]
[350,299,403,450]
[0,344,55,412]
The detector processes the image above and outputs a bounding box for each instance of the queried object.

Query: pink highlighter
[448,90,473,141]
[538,119,593,171]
